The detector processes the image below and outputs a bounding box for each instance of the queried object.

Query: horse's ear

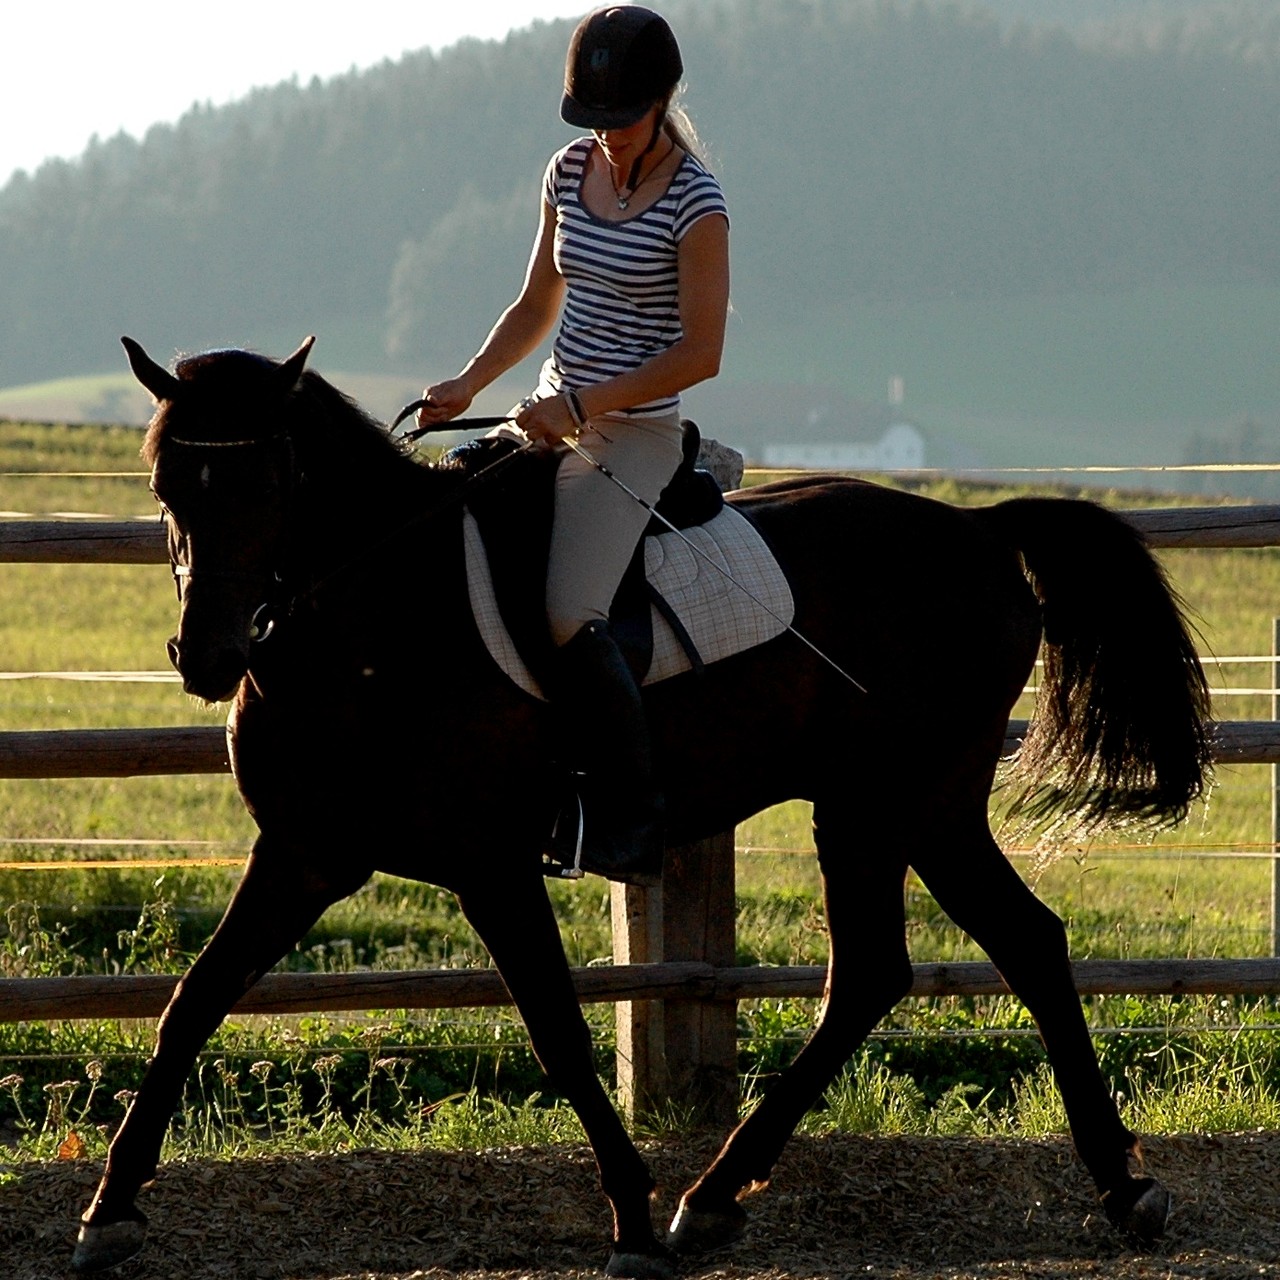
[275,335,316,392]
[121,336,182,402]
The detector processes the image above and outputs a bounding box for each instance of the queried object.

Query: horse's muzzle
[167,635,247,703]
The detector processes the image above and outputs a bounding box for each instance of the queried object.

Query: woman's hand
[515,394,578,447]
[415,376,474,429]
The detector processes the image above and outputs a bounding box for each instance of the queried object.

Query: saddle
[441,422,724,688]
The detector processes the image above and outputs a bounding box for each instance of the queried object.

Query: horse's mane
[291,369,422,478]
[141,349,422,490]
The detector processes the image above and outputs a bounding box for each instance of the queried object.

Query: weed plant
[0,1055,590,1163]
[2,995,1277,1160]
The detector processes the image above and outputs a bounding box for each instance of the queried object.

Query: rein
[163,400,869,696]
[391,399,513,442]
[288,419,532,610]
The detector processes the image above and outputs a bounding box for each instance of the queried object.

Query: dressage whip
[559,434,869,695]
[394,401,868,695]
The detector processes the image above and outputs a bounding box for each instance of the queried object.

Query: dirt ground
[2,1131,1278,1280]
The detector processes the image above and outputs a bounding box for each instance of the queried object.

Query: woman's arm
[516,211,730,443]
[417,200,565,426]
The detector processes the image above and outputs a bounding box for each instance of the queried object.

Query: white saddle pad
[463,504,795,700]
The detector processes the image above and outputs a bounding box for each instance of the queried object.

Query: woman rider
[415,6,730,886]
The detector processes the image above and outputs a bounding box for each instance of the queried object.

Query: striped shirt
[536,136,729,416]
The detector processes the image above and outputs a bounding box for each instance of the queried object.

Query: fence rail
[0,718,1272,781]
[0,520,163,563]
[0,727,228,777]
[4,958,1278,1024]
[1,502,1280,562]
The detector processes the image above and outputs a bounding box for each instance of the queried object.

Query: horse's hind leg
[912,826,1169,1243]
[670,805,913,1254]
[456,873,671,1279]
[74,835,366,1273]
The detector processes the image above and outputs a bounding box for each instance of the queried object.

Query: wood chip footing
[2,1132,1278,1279]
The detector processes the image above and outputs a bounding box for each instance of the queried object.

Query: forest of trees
[0,0,1276,387]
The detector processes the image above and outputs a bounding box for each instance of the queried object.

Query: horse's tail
[980,497,1213,834]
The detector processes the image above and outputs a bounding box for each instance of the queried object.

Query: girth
[443,421,723,686]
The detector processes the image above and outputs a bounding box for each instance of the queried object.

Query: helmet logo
[590,49,610,72]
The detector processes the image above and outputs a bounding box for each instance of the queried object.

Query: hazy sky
[2,1,589,185]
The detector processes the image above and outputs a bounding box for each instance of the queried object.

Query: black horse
[73,337,1211,1275]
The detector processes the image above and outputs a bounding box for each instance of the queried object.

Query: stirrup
[541,790,664,887]
[543,792,586,881]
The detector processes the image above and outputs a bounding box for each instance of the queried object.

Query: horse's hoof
[667,1196,747,1254]
[1105,1177,1171,1246]
[72,1214,148,1273]
[605,1247,675,1279]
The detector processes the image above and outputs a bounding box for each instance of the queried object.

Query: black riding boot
[545,619,665,887]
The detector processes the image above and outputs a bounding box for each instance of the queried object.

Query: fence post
[612,880,667,1113]
[612,434,743,1125]
[611,832,738,1126]
[658,831,739,1125]
[1273,619,1279,956]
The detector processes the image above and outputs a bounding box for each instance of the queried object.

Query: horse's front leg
[456,873,671,1280]
[73,835,366,1273]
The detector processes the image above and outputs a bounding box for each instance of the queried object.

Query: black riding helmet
[560,6,684,130]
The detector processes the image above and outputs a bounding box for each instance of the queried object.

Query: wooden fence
[2,503,1280,1123]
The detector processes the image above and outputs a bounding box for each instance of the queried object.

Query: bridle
[156,429,298,640]
[156,408,527,645]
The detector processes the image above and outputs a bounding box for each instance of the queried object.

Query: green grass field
[0,425,1277,963]
[1,420,1278,1151]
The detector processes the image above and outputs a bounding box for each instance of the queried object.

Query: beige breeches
[546,410,684,648]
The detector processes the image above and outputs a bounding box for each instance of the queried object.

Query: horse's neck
[291,461,472,653]
[298,457,439,560]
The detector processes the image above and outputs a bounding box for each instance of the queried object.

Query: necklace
[609,139,674,210]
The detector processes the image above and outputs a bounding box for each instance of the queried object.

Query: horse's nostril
[166,638,180,670]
